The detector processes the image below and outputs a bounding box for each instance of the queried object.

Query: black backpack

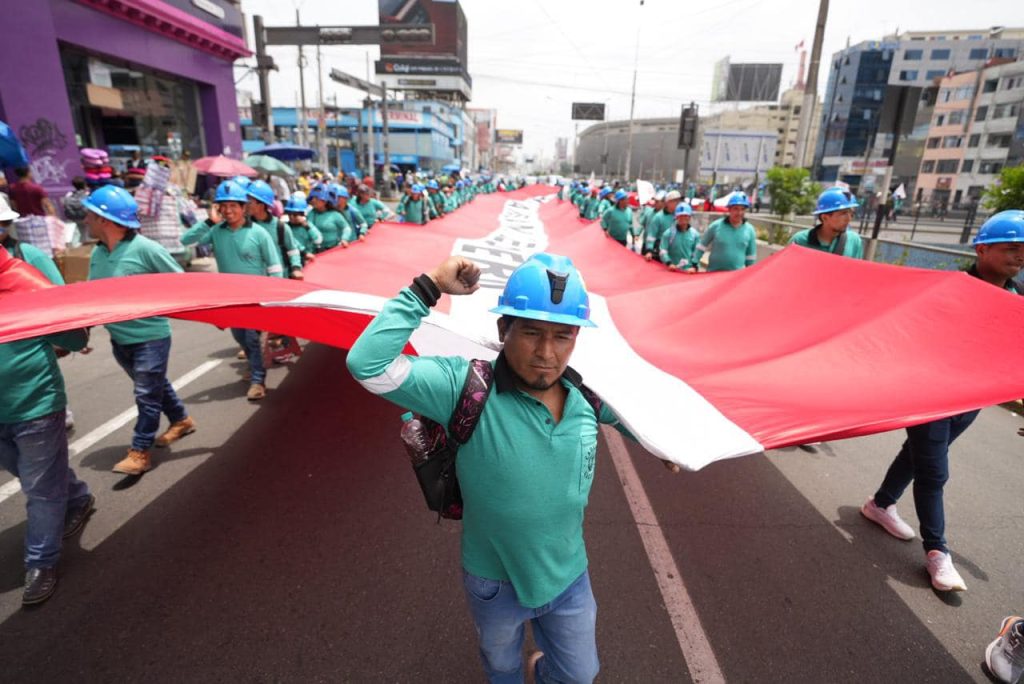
[411,359,603,521]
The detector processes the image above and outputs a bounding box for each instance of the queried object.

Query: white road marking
[603,426,726,684]
[0,360,222,505]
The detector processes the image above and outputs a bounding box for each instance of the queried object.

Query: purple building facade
[0,0,249,198]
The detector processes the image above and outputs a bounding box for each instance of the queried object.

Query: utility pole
[253,15,276,144]
[794,0,828,171]
[296,10,308,148]
[365,52,374,174]
[623,0,644,184]
[316,42,328,172]
[381,85,393,198]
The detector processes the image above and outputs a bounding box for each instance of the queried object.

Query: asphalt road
[1,319,1022,682]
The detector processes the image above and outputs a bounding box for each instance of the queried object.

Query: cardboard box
[58,243,95,284]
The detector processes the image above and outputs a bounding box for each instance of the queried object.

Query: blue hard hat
[230,175,253,189]
[726,192,751,208]
[411,183,425,194]
[214,179,249,203]
[974,210,1024,245]
[674,203,693,217]
[335,186,350,200]
[813,187,858,215]
[308,183,335,203]
[427,180,439,190]
[490,253,596,328]
[614,189,628,202]
[82,185,141,229]
[245,179,276,207]
[284,193,308,213]
[599,187,613,198]
[456,180,464,188]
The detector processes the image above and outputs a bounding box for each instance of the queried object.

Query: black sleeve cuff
[410,274,441,308]
[205,218,216,227]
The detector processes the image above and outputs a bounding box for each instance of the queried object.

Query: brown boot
[247,383,266,401]
[155,416,196,448]
[113,449,151,475]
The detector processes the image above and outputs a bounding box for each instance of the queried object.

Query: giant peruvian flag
[3,186,1024,470]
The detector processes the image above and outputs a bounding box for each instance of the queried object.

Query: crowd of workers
[1,170,1023,684]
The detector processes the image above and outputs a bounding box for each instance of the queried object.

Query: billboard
[571,102,606,121]
[711,58,783,102]
[495,129,523,144]
[378,0,467,67]
[699,131,777,175]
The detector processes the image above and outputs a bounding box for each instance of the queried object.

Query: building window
[900,70,919,81]
[961,159,974,173]
[983,79,998,93]
[947,110,965,124]
[935,114,945,126]
[987,133,1012,148]
[936,159,959,173]
[926,137,941,149]
[1003,76,1023,90]
[921,160,936,173]
[926,69,947,80]
[955,86,974,100]
[968,134,981,147]
[942,136,962,148]
[904,49,923,60]
[993,48,1018,59]
[979,161,1003,174]
[994,103,1021,119]
[969,47,988,59]
[974,105,988,121]
[930,48,951,60]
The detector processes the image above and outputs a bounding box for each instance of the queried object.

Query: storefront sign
[192,0,225,19]
[495,129,524,145]
[86,83,124,110]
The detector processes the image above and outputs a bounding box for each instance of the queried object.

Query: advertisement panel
[712,60,783,102]
[495,129,524,145]
[571,102,605,121]
[699,131,777,175]
[378,0,467,68]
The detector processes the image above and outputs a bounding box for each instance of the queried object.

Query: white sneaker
[860,498,916,540]
[926,550,967,592]
[985,616,1024,684]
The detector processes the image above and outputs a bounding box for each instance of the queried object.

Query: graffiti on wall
[18,118,72,187]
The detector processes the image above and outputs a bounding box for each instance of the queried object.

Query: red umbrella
[192,155,258,178]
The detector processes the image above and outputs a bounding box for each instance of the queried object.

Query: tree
[983,165,1024,212]
[765,167,821,219]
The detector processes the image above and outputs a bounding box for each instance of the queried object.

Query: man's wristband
[410,274,441,307]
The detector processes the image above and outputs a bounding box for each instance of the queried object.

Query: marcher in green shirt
[596,188,614,218]
[181,179,282,401]
[398,185,431,225]
[660,204,701,270]
[637,192,664,254]
[788,187,864,259]
[426,183,444,219]
[580,188,600,220]
[84,184,195,475]
[600,190,633,245]
[644,191,681,257]
[354,184,393,229]
[335,187,366,245]
[283,194,321,263]
[246,179,304,278]
[347,252,661,682]
[304,184,348,251]
[0,247,95,606]
[692,192,757,272]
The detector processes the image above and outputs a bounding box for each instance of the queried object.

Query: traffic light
[678,104,698,150]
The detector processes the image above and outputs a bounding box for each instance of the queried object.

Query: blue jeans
[463,569,599,684]
[231,328,266,385]
[873,410,980,553]
[111,337,188,451]
[0,410,91,568]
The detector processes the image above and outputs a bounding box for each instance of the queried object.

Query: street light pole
[623,0,644,184]
[296,9,308,149]
[794,0,829,170]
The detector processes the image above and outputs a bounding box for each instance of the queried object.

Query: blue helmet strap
[546,270,568,305]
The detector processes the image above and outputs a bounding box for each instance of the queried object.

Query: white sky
[237,0,1024,160]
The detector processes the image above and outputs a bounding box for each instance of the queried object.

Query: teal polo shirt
[0,328,89,423]
[3,240,64,285]
[355,198,389,228]
[601,206,633,242]
[660,225,701,267]
[89,233,183,344]
[346,289,628,608]
[789,226,864,259]
[181,219,284,277]
[305,209,349,250]
[696,217,757,271]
